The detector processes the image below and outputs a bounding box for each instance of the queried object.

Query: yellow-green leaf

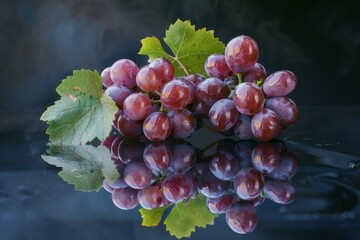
[164,194,217,239]
[139,206,168,227]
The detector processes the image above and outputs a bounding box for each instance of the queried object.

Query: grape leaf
[56,69,103,98]
[139,206,168,227]
[40,93,117,145]
[139,19,225,77]
[41,144,119,192]
[164,194,217,239]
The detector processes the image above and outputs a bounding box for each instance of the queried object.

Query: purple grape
[160,80,192,110]
[103,178,114,193]
[123,93,152,121]
[233,82,264,115]
[118,139,146,164]
[198,172,230,198]
[269,152,298,181]
[264,180,296,204]
[115,110,143,138]
[101,67,113,88]
[196,77,230,107]
[251,108,281,142]
[137,185,164,210]
[161,173,197,203]
[210,151,240,180]
[226,203,258,234]
[110,59,139,89]
[208,99,239,131]
[265,97,299,128]
[124,162,153,189]
[243,63,267,83]
[225,35,259,73]
[112,187,139,210]
[143,142,172,172]
[251,142,279,174]
[136,65,162,92]
[234,167,265,200]
[233,114,254,140]
[169,142,197,173]
[206,194,234,214]
[143,112,172,142]
[149,57,175,83]
[205,54,231,78]
[104,85,131,109]
[167,109,197,139]
[263,70,297,97]
[192,100,211,118]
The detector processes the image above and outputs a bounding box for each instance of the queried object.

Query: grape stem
[170,56,189,76]
[237,73,243,84]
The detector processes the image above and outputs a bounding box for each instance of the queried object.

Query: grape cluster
[102,136,298,234]
[101,35,299,142]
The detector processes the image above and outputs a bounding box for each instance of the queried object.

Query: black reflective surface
[0,107,359,240]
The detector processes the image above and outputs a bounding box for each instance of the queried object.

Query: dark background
[1,0,359,115]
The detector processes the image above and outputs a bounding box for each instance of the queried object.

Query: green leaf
[139,19,225,77]
[56,69,102,98]
[139,206,168,227]
[41,144,119,192]
[40,93,117,145]
[164,194,217,239]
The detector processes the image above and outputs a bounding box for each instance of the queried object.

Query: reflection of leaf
[164,194,217,239]
[139,206,168,227]
[40,93,117,145]
[42,145,119,191]
[139,19,225,77]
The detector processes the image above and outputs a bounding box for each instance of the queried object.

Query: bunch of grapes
[101,35,299,142]
[102,136,298,234]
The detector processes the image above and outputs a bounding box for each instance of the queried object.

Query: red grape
[208,99,239,131]
[143,112,172,142]
[205,54,231,78]
[110,59,139,89]
[251,108,281,141]
[263,70,297,97]
[233,82,264,115]
[123,93,152,121]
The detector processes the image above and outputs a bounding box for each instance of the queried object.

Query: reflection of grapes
[226,203,258,234]
[102,137,298,236]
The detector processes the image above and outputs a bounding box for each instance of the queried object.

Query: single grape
[210,151,240,180]
[233,114,254,140]
[112,187,139,210]
[251,108,281,142]
[149,57,175,82]
[118,139,146,164]
[161,173,197,203]
[136,66,163,92]
[196,77,230,107]
[143,142,172,172]
[208,99,239,131]
[269,152,298,181]
[233,82,264,115]
[143,112,172,142]
[114,110,143,138]
[264,180,296,204]
[198,172,230,198]
[182,74,205,86]
[160,80,192,110]
[225,35,259,73]
[123,93,152,121]
[169,142,197,173]
[224,76,237,88]
[110,59,139,89]
[124,162,153,189]
[206,194,234,214]
[179,78,196,104]
[205,54,231,78]
[101,67,113,88]
[167,109,196,139]
[243,63,267,83]
[265,97,299,128]
[234,167,265,200]
[263,70,297,97]
[104,85,131,109]
[226,203,258,234]
[137,185,164,210]
[251,142,279,174]
[103,178,114,193]
[192,100,211,118]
